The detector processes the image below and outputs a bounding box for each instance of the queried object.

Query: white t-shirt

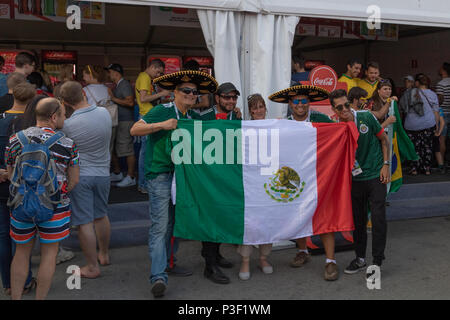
[83,84,110,107]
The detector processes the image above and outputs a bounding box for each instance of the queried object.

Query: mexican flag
[172,119,358,245]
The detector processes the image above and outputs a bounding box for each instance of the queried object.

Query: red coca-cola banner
[42,50,77,62]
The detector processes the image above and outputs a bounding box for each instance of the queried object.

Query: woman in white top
[237,94,273,281]
[82,65,110,107]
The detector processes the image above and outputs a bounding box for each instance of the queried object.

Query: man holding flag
[130,70,218,298]
[328,89,391,275]
[269,85,341,281]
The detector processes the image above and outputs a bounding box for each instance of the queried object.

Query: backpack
[7,130,64,223]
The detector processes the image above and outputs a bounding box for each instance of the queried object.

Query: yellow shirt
[357,78,379,99]
[135,72,154,116]
[338,74,359,93]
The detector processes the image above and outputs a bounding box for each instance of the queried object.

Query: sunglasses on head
[291,98,308,105]
[334,102,351,112]
[178,87,199,96]
[220,94,238,101]
[247,93,262,101]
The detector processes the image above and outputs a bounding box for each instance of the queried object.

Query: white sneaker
[56,247,75,265]
[110,172,124,182]
[116,175,136,187]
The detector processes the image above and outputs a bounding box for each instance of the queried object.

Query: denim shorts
[69,176,110,226]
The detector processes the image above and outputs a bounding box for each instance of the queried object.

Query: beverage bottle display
[18,0,30,14]
[32,0,43,15]
[43,0,55,16]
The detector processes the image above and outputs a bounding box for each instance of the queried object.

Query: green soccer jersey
[142,102,200,179]
[196,106,240,120]
[287,110,334,123]
[352,110,385,181]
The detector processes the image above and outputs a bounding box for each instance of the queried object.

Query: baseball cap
[104,63,123,75]
[403,75,414,81]
[217,82,240,96]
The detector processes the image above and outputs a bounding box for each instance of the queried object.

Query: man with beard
[338,59,363,93]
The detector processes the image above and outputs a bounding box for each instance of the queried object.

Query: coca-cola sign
[308,65,338,92]
[42,50,77,62]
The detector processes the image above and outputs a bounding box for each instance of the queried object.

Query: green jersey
[142,102,200,179]
[196,106,240,120]
[352,110,385,181]
[287,110,334,123]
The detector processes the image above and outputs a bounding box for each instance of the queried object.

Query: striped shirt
[435,77,450,114]
[5,126,79,206]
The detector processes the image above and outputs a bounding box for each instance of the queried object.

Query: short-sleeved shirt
[0,93,14,113]
[351,110,385,181]
[291,72,310,85]
[142,102,201,179]
[135,72,155,116]
[357,78,379,99]
[113,78,134,122]
[338,74,359,93]
[6,127,79,205]
[0,73,7,97]
[62,105,112,177]
[404,89,439,131]
[83,84,110,107]
[195,105,240,120]
[287,110,334,123]
[435,77,450,115]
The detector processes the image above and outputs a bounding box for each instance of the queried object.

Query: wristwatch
[383,161,390,166]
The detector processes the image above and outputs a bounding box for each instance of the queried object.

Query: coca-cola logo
[308,65,338,92]
[42,51,77,61]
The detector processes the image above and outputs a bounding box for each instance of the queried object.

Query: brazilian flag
[389,101,419,193]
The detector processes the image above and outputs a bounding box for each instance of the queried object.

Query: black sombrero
[268,85,330,103]
[152,70,218,94]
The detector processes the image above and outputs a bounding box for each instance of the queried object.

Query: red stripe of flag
[311,122,359,235]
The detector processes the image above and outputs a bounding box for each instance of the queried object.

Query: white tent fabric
[97,0,450,28]
[198,10,299,119]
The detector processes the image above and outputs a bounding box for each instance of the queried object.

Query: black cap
[104,63,123,75]
[217,82,240,96]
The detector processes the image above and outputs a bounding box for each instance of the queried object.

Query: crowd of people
[0,50,449,299]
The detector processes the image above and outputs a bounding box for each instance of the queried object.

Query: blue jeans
[0,201,32,289]
[138,116,147,189]
[147,172,178,284]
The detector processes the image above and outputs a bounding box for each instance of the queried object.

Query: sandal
[409,170,418,176]
[22,277,37,295]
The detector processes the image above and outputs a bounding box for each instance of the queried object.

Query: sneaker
[151,279,166,298]
[344,258,367,274]
[138,186,148,194]
[110,172,123,182]
[324,262,339,281]
[290,251,311,268]
[56,247,75,265]
[116,175,136,188]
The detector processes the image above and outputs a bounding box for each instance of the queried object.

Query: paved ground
[1,215,449,300]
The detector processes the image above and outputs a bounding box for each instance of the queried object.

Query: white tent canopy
[98,0,450,28]
[92,0,450,118]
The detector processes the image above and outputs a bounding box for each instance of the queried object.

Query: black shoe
[216,256,234,269]
[344,258,367,274]
[166,264,193,277]
[204,265,230,284]
[151,279,166,298]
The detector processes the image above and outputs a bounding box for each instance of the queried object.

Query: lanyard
[174,103,191,120]
[213,106,233,120]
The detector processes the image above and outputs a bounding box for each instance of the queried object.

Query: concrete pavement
[1,215,449,300]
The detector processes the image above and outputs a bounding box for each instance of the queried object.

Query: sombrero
[268,85,329,103]
[152,70,218,94]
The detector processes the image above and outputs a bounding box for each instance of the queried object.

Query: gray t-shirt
[63,105,112,176]
[404,89,439,131]
[114,78,135,122]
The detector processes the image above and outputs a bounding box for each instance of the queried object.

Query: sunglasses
[178,87,199,96]
[291,98,308,105]
[247,93,262,101]
[220,94,238,101]
[334,102,351,112]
